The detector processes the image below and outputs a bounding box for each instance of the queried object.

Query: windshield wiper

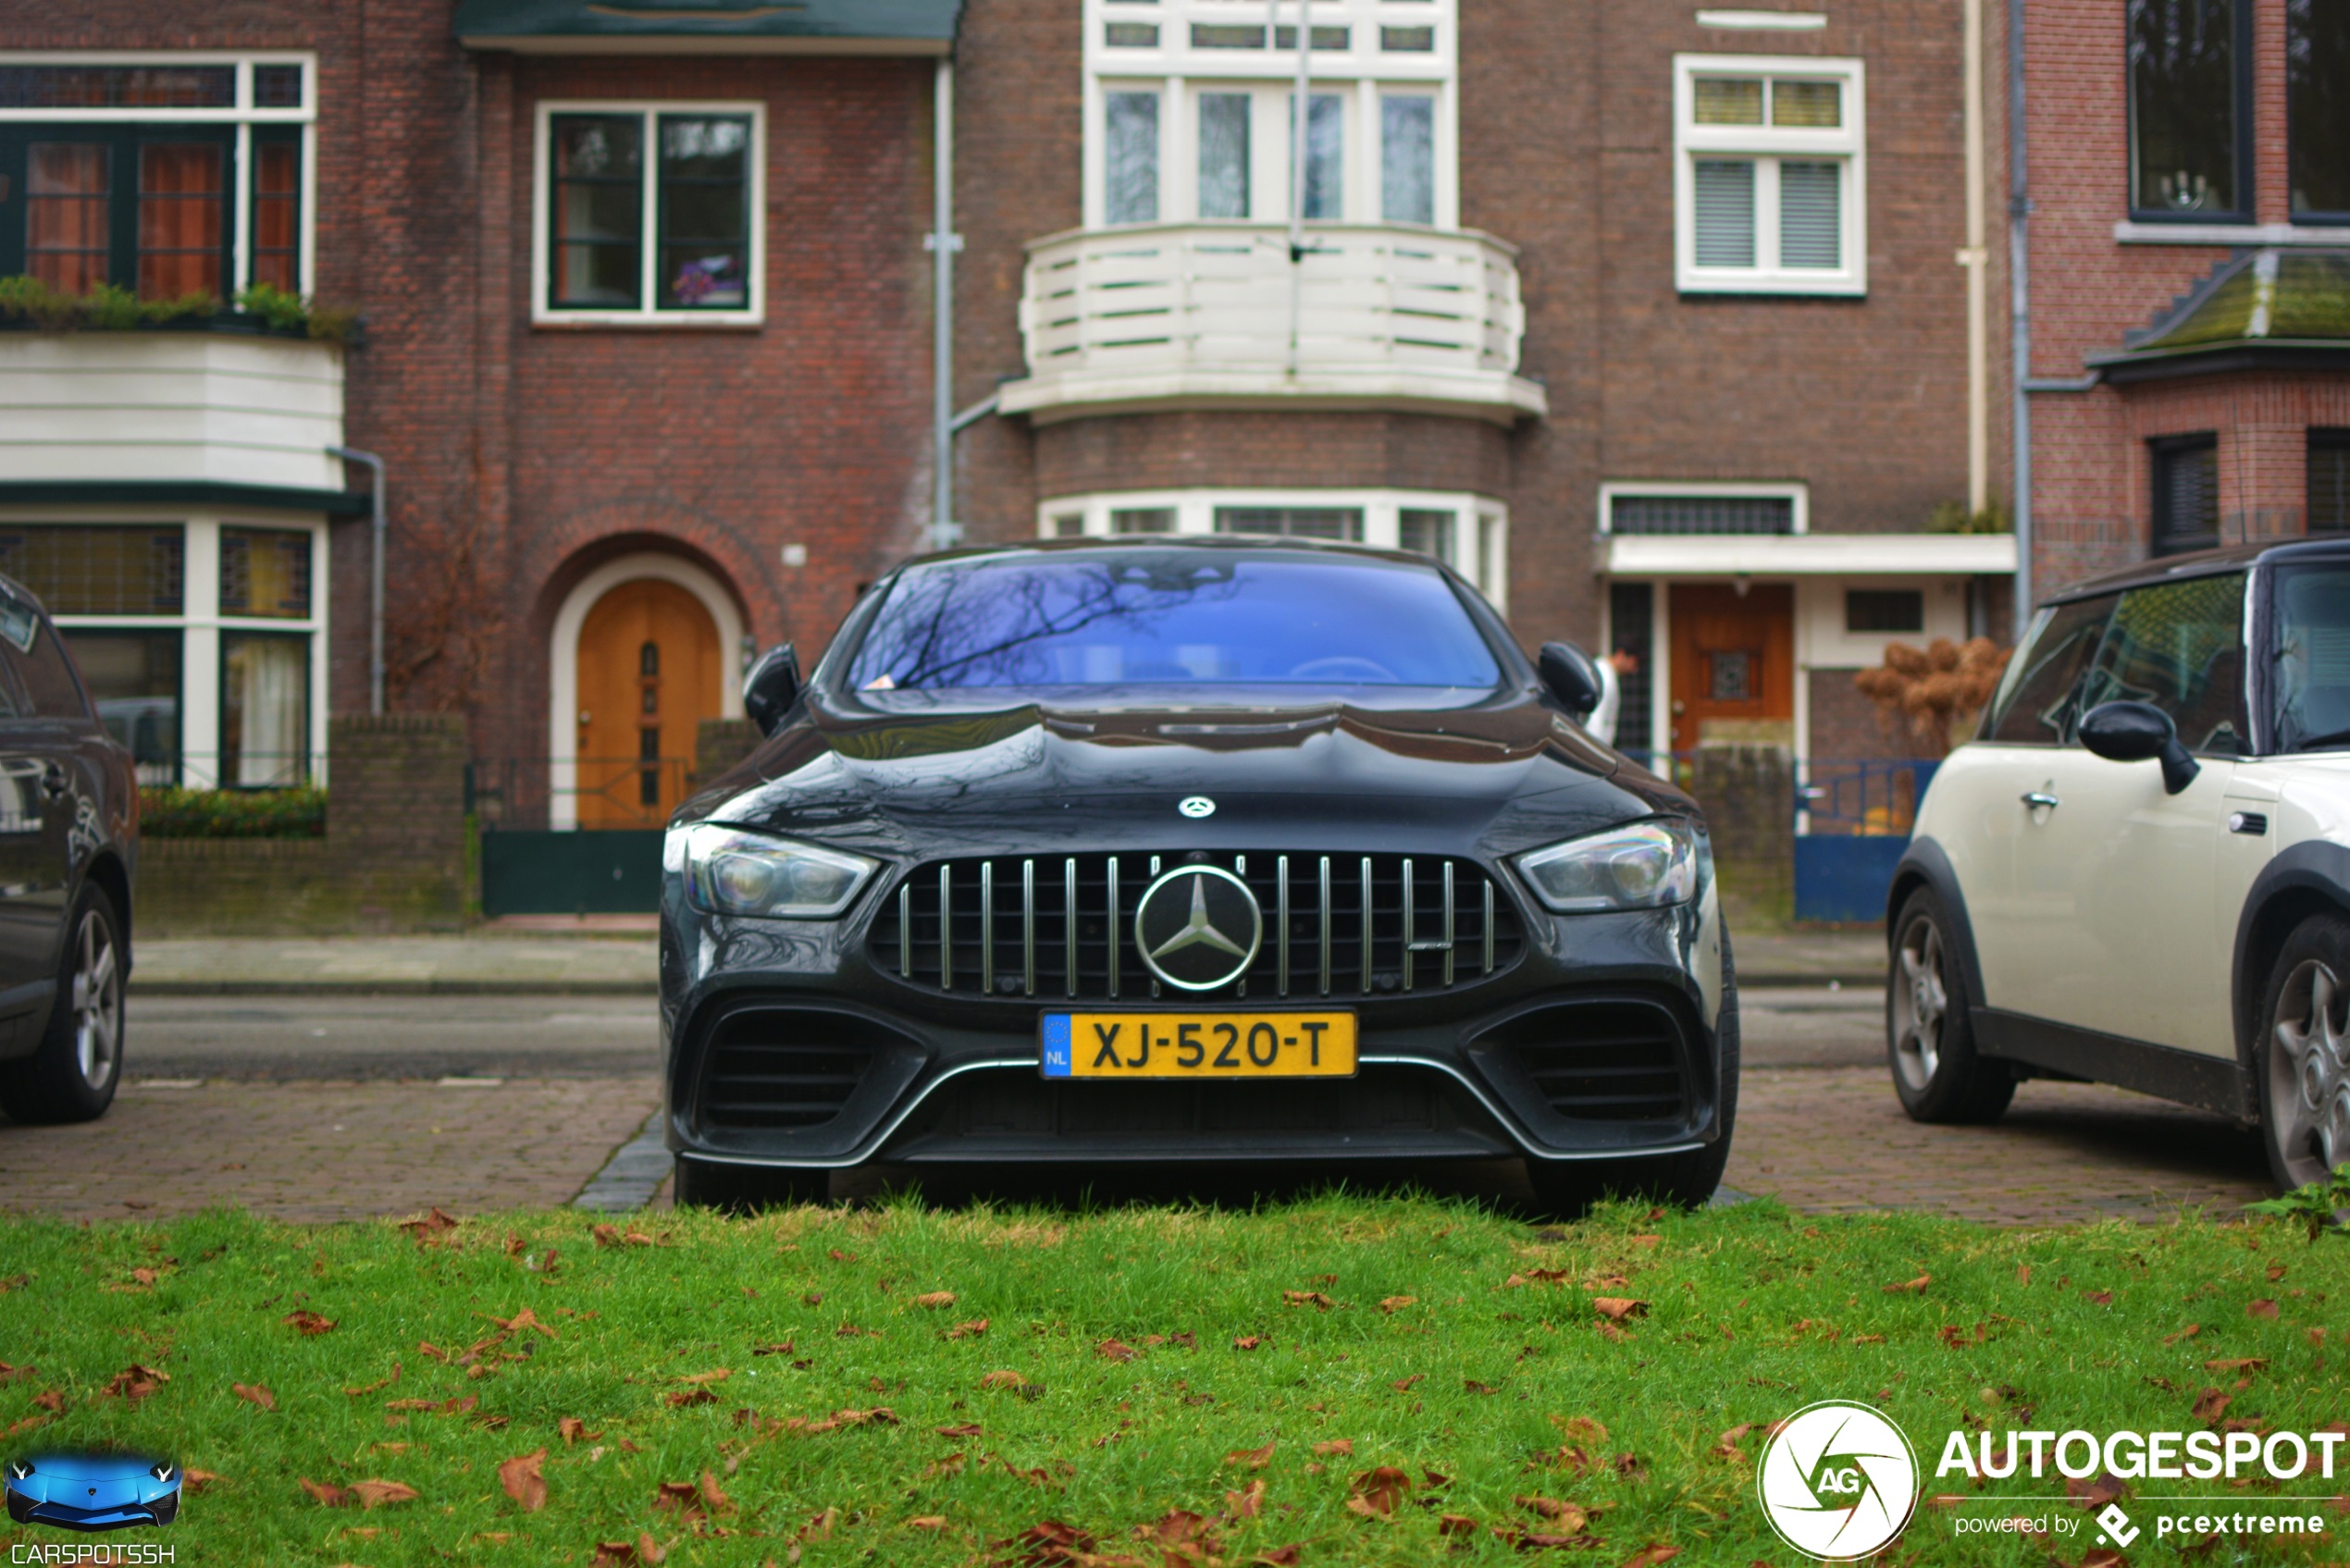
[2285,728,2350,753]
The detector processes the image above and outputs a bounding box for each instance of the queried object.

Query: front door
[1668,584,1794,752]
[575,579,724,828]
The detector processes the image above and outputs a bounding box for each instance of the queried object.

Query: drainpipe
[1288,0,1311,376]
[1963,0,1988,515]
[2007,0,2033,631]
[328,444,386,717]
[926,59,963,553]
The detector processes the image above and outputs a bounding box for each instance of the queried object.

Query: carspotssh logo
[1758,1401,1921,1561]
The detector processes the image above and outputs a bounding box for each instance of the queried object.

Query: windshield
[2273,563,2350,751]
[841,550,1504,694]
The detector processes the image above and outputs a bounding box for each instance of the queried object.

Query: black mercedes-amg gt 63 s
[660,537,1736,1213]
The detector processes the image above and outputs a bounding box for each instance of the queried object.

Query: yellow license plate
[1041,1012,1357,1080]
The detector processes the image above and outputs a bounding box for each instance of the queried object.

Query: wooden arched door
[575,579,723,828]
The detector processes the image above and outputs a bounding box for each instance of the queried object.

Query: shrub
[1853,637,2012,757]
[0,274,356,342]
[139,785,326,839]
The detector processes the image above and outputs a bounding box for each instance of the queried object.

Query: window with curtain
[219,527,312,619]
[1676,57,1865,294]
[1105,91,1161,224]
[1290,93,1345,218]
[2288,0,2350,216]
[1197,92,1250,218]
[222,633,309,787]
[1397,508,1453,562]
[2130,0,2246,217]
[0,60,311,300]
[1381,95,1435,224]
[1214,506,1365,540]
[541,105,760,319]
[2151,434,2220,556]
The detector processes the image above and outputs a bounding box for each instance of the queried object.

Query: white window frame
[531,99,767,327]
[0,52,319,298]
[1084,0,1457,230]
[1598,479,1812,535]
[0,507,332,789]
[1036,487,1508,608]
[1672,54,1865,297]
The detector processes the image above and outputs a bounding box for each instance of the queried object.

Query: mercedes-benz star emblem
[1133,865,1262,992]
[1179,796,1216,819]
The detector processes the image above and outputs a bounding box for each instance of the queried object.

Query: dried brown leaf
[283,1310,336,1336]
[498,1449,547,1512]
[1225,1441,1276,1470]
[232,1382,275,1412]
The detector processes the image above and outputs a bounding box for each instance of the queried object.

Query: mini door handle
[2021,790,2059,810]
[40,762,68,799]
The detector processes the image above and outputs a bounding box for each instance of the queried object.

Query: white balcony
[0,329,346,493]
[1000,222,1547,426]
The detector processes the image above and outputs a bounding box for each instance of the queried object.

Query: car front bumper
[659,869,1731,1174]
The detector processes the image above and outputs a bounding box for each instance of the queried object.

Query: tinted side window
[2076,572,2247,753]
[1985,596,2116,744]
[3,613,90,720]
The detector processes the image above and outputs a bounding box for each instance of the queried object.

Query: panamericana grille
[870,852,1523,1001]
[1497,1001,1688,1122]
[699,1014,873,1131]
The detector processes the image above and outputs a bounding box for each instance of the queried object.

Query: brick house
[0,0,2020,821]
[2007,0,2350,600]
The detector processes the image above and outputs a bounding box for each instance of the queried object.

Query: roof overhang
[454,0,961,54]
[2088,341,2350,385]
[1603,532,2016,577]
[0,480,368,517]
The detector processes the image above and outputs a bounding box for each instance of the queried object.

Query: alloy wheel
[1892,917,1946,1092]
[2270,957,2350,1190]
[71,910,121,1091]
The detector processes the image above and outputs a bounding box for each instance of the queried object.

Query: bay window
[0,57,315,300]
[0,518,325,787]
[534,102,764,324]
[1674,56,1865,295]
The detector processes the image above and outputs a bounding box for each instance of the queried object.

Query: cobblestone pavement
[1728,1067,2273,1226]
[0,1077,661,1224]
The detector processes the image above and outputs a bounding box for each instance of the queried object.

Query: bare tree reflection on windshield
[848,557,1242,690]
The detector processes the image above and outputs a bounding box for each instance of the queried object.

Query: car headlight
[148,1463,175,1485]
[683,824,876,920]
[1515,819,1704,913]
[6,1459,30,1481]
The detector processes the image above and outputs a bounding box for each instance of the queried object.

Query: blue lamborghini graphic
[5,1452,180,1530]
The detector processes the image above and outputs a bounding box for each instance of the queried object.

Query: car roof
[2041,536,2350,606]
[892,533,1455,574]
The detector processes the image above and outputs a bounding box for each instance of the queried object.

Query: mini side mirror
[743,644,801,736]
[2079,699,2200,795]
[1537,640,1604,720]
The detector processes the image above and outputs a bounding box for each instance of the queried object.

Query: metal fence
[465,756,696,832]
[1796,758,1941,836]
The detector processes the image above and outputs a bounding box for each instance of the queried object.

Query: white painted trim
[1647,581,1671,759]
[2111,220,2350,245]
[1672,52,1866,297]
[1033,485,1508,599]
[1697,10,1830,29]
[1605,532,2018,575]
[529,99,768,327]
[546,552,746,832]
[1600,479,1811,535]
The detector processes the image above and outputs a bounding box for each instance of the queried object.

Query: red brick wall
[1033,412,1514,506]
[2019,0,2349,598]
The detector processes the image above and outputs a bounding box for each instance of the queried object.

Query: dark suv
[0,574,137,1125]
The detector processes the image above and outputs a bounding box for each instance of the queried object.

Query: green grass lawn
[0,1195,2344,1565]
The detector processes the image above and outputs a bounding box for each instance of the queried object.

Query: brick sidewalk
[1729,1067,2272,1226]
[0,1077,660,1224]
[0,1067,2273,1228]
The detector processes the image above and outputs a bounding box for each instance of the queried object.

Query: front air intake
[698,1012,874,1131]
[1488,1000,1689,1123]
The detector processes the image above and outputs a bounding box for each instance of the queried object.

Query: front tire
[2255,912,2350,1192]
[673,1155,828,1213]
[1886,887,2013,1124]
[1526,925,1739,1218]
[0,884,126,1126]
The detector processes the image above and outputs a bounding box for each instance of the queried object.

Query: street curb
[130,981,660,997]
[1738,972,1883,989]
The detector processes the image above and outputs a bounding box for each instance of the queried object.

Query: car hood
[682,690,1690,862]
[19,1453,166,1481]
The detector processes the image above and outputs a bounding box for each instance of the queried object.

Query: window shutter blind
[1778,160,1841,268]
[1691,159,1756,267]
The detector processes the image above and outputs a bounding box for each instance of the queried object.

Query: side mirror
[1537,641,1604,720]
[2079,699,2200,795]
[743,644,801,736]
